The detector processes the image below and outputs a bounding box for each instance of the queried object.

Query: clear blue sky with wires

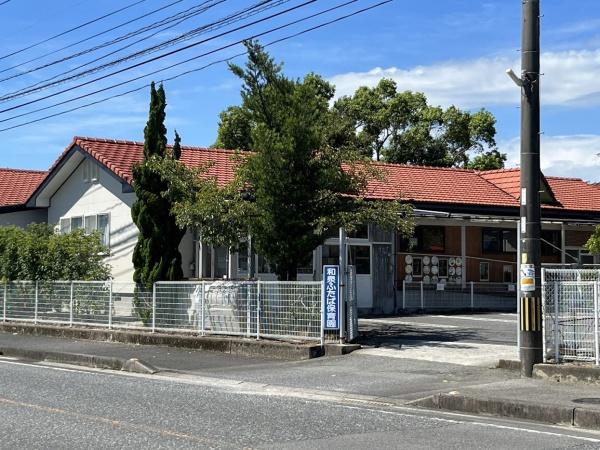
[1,0,600,180]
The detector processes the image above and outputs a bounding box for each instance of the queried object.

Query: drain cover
[572,398,600,405]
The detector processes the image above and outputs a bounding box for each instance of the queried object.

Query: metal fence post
[152,283,156,333]
[420,282,424,310]
[108,281,113,330]
[2,281,6,322]
[69,281,74,327]
[594,282,599,366]
[470,282,474,310]
[256,280,261,340]
[246,282,251,338]
[402,280,406,311]
[34,280,38,324]
[320,279,325,346]
[200,282,205,336]
[554,281,559,362]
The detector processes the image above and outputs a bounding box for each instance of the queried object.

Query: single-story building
[2,136,600,314]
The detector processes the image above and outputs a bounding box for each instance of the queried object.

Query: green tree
[0,224,110,281]
[166,41,413,281]
[333,79,498,166]
[585,226,600,255]
[131,82,185,288]
[466,149,507,170]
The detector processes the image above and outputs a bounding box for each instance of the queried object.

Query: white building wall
[47,159,138,283]
[47,158,195,282]
[0,209,47,227]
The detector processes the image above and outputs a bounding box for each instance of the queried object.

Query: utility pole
[519,0,543,377]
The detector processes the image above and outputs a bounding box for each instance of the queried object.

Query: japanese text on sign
[323,265,340,330]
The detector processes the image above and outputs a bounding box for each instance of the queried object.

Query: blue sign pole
[323,265,340,330]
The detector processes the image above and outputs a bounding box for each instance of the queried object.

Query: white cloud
[329,49,600,108]
[499,134,600,182]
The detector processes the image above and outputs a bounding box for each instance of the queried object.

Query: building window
[482,229,517,254]
[82,159,99,183]
[412,257,422,277]
[399,226,445,253]
[59,214,110,247]
[348,245,370,275]
[322,245,340,267]
[438,259,448,277]
[503,265,513,283]
[480,262,489,281]
[541,230,561,256]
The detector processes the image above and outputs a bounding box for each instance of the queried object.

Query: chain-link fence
[542,269,600,365]
[0,280,325,342]
[401,281,517,311]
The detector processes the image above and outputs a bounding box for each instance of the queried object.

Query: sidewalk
[3,330,600,431]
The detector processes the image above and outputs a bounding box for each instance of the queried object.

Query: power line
[1,0,285,99]
[0,0,195,77]
[0,0,318,112]
[0,0,149,62]
[0,0,392,133]
[0,0,11,6]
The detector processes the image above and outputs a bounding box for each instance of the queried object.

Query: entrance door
[348,244,372,309]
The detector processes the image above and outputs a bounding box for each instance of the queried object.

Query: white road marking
[1,357,599,443]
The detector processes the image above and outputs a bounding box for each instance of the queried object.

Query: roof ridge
[0,167,47,174]
[476,167,520,175]
[546,175,585,182]
[372,161,476,172]
[74,135,236,154]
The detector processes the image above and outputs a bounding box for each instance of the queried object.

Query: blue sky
[1,0,600,180]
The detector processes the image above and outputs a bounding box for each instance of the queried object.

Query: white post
[152,283,156,333]
[108,282,113,330]
[3,281,6,322]
[246,282,251,337]
[420,281,424,310]
[34,280,38,324]
[256,280,261,340]
[554,281,560,362]
[595,282,599,366]
[69,282,74,327]
[200,282,205,336]
[339,227,347,342]
[470,282,474,310]
[402,280,406,310]
[461,225,467,289]
[517,220,521,357]
[320,278,325,346]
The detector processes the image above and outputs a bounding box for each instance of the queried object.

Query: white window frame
[59,213,110,248]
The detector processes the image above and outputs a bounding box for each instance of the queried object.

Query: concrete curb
[533,363,600,385]
[0,322,324,361]
[411,392,600,430]
[497,359,521,371]
[0,346,158,374]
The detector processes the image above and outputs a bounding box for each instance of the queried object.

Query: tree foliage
[166,41,413,280]
[333,79,500,167]
[466,149,507,170]
[585,226,600,255]
[131,82,185,288]
[0,224,110,281]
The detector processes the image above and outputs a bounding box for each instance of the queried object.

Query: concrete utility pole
[519,0,543,377]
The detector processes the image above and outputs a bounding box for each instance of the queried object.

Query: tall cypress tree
[131,82,185,288]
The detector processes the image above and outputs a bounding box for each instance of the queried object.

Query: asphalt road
[2,357,600,449]
[360,312,518,346]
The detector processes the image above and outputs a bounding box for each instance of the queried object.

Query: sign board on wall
[323,265,340,330]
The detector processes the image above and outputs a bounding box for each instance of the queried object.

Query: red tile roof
[39,137,600,214]
[364,163,518,207]
[0,168,47,207]
[71,136,239,187]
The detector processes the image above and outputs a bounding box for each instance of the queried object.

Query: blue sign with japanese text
[323,265,340,330]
